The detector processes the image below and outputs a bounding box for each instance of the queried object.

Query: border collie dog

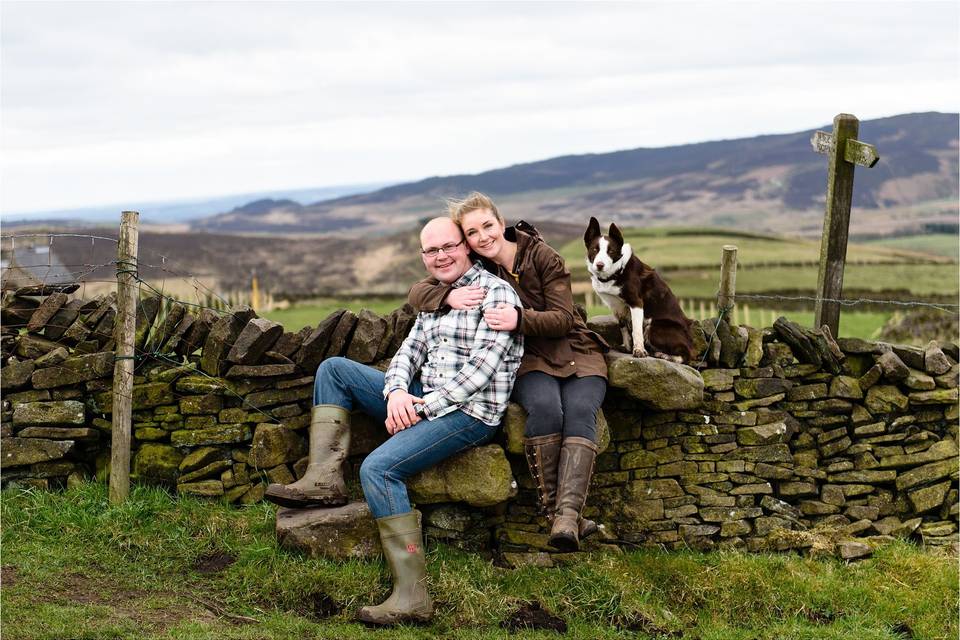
[584,217,695,363]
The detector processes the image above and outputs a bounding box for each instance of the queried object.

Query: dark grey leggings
[512,372,607,442]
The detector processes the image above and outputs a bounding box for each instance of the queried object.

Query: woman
[408,192,608,551]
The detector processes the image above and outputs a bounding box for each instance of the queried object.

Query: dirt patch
[300,590,343,620]
[803,607,839,625]
[500,601,567,633]
[1,565,18,588]
[891,622,917,639]
[193,551,236,574]
[33,571,216,632]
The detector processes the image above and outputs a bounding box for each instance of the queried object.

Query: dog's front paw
[632,347,648,359]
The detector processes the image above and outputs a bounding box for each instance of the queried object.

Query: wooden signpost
[810,113,879,337]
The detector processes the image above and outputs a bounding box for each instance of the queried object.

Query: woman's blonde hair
[446,192,504,226]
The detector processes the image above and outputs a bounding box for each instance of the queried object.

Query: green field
[866,234,960,260]
[659,263,960,299]
[558,228,955,271]
[265,299,891,341]
[261,228,956,343]
[561,228,958,309]
[264,297,407,331]
[2,483,956,640]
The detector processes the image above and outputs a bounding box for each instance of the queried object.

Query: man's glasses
[421,240,464,258]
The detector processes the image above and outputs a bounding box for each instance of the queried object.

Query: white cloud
[2,0,958,214]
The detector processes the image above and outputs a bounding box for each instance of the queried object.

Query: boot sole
[356,610,433,626]
[549,532,580,552]
[263,487,348,509]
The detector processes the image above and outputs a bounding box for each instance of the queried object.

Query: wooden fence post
[110,211,139,504]
[718,245,738,318]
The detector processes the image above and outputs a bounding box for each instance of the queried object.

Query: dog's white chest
[591,277,621,296]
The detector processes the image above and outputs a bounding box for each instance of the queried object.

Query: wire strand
[732,292,959,314]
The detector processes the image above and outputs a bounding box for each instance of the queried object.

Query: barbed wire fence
[1,230,286,426]
[4,229,958,352]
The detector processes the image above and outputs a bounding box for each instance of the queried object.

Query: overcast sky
[1,1,958,216]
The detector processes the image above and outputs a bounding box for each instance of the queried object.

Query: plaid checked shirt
[384,262,524,426]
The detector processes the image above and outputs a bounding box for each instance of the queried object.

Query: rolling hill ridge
[194,111,958,237]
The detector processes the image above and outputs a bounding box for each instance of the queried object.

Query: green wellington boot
[523,434,599,541]
[357,512,434,625]
[548,436,599,552]
[264,404,350,508]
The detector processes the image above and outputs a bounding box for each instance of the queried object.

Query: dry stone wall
[2,286,957,561]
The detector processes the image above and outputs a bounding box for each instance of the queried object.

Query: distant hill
[193,112,959,238]
[2,183,391,227]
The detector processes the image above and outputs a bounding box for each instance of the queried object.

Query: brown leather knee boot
[523,434,599,541]
[549,436,598,552]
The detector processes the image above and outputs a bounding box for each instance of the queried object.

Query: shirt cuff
[383,382,407,399]
[419,390,451,420]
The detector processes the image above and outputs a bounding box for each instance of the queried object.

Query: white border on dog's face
[587,235,632,279]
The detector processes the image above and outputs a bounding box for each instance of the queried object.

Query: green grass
[585,304,891,342]
[2,483,957,639]
[263,297,407,331]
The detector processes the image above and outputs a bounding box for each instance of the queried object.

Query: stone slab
[276,501,381,560]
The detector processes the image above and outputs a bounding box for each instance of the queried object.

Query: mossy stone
[179,460,233,484]
[248,423,306,469]
[701,369,736,392]
[908,388,958,406]
[12,400,85,426]
[864,386,908,414]
[134,427,168,441]
[96,382,174,413]
[734,378,790,399]
[179,394,223,415]
[736,422,789,446]
[408,444,516,507]
[0,437,74,468]
[175,375,232,395]
[179,446,231,473]
[132,443,183,484]
[829,376,863,399]
[31,352,114,389]
[177,480,224,496]
[170,424,252,447]
[276,502,381,559]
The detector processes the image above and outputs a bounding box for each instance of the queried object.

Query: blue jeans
[314,357,499,519]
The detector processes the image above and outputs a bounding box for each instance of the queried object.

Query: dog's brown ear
[584,217,601,245]
[608,222,624,246]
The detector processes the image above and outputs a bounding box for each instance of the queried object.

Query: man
[264,217,523,625]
